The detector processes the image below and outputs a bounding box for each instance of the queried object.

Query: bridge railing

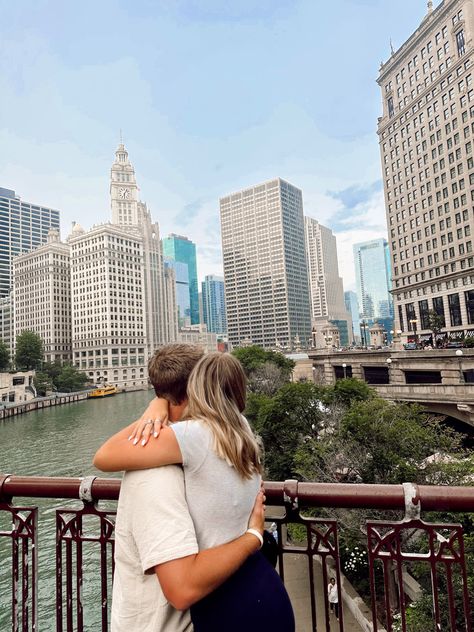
[0,475,473,632]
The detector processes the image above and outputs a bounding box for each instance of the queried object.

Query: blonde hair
[186,352,261,479]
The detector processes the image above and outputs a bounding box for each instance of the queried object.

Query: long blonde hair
[186,352,261,479]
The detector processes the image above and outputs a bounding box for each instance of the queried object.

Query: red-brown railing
[0,475,473,632]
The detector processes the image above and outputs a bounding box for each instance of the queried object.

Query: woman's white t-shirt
[171,419,261,549]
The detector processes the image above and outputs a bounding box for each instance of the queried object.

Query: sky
[0,0,436,290]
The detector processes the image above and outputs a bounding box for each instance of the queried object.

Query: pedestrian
[328,577,339,620]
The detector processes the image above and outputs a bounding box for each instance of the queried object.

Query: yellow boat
[88,385,119,398]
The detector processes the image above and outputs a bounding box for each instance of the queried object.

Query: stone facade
[0,371,35,403]
[378,0,474,344]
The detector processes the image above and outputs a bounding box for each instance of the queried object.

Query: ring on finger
[144,420,154,426]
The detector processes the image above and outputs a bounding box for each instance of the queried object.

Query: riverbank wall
[0,392,89,419]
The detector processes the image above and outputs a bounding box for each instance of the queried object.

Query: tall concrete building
[110,143,172,353]
[0,187,60,298]
[70,222,148,389]
[13,229,71,364]
[378,0,474,343]
[220,178,312,349]
[353,238,393,321]
[304,217,352,344]
[162,234,199,325]
[202,274,227,335]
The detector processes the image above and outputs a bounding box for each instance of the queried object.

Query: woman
[95,352,295,632]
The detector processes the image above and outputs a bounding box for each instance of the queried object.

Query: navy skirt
[190,551,295,632]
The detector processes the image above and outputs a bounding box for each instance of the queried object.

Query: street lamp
[342,363,347,379]
[360,322,368,349]
[409,319,419,346]
[386,357,392,383]
[455,349,464,382]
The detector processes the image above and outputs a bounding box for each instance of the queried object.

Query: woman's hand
[247,486,266,536]
[128,397,170,446]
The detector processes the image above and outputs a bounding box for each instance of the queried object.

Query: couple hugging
[94,344,295,632]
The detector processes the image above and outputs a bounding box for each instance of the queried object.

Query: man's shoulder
[122,465,184,486]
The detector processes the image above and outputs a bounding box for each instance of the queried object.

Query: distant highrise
[0,187,60,298]
[164,258,191,328]
[162,235,199,325]
[13,229,71,364]
[305,217,352,344]
[202,275,226,335]
[70,222,148,389]
[344,290,360,342]
[220,178,312,349]
[353,239,393,322]
[110,143,173,352]
[377,0,474,342]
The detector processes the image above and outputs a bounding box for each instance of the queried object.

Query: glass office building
[164,258,191,328]
[353,238,393,322]
[0,187,60,298]
[202,275,227,335]
[162,234,199,325]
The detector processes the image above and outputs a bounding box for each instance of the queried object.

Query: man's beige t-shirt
[111,466,198,632]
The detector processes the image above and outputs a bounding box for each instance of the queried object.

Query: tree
[54,364,88,392]
[326,377,374,408]
[15,330,43,370]
[0,339,10,370]
[232,345,295,379]
[257,381,327,480]
[33,371,53,396]
[247,361,288,396]
[427,309,444,341]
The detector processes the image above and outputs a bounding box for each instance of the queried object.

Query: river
[0,389,154,631]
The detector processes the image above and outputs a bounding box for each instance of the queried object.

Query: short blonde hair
[186,352,261,479]
[148,344,204,404]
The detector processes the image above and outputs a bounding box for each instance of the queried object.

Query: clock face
[119,187,131,199]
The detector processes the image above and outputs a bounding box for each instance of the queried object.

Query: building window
[448,293,462,326]
[465,289,474,324]
[456,30,465,56]
[388,97,394,118]
[405,302,416,329]
[418,299,429,329]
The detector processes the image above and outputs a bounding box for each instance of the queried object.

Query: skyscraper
[110,143,173,351]
[164,258,191,327]
[304,217,352,344]
[162,234,199,325]
[377,0,474,343]
[0,187,60,298]
[344,290,360,342]
[13,229,71,364]
[202,275,227,335]
[353,239,393,322]
[220,178,312,349]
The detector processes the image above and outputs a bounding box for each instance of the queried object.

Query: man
[94,344,265,631]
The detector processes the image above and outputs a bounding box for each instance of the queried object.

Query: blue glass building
[0,188,60,298]
[202,275,227,335]
[162,234,199,325]
[164,258,191,328]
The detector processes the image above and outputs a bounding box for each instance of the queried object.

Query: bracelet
[246,528,264,549]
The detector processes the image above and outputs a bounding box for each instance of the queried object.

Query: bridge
[307,348,474,428]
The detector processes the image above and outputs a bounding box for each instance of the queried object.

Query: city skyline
[0,0,439,290]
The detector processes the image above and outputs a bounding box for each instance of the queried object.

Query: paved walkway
[283,553,363,632]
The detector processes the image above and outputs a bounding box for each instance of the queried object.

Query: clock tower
[110,142,139,225]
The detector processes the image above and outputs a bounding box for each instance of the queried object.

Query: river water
[0,389,154,631]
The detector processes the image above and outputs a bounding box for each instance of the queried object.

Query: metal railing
[1,475,473,631]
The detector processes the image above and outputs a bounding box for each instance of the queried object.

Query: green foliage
[463,336,474,348]
[426,309,445,335]
[232,345,295,379]
[41,362,88,393]
[15,330,44,370]
[327,377,374,408]
[33,371,53,396]
[257,381,326,480]
[0,339,10,370]
[244,391,272,433]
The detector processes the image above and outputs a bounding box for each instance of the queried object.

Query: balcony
[0,475,473,631]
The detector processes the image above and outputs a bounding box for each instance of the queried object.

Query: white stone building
[0,371,36,403]
[220,178,312,350]
[13,229,72,363]
[177,324,218,353]
[304,217,353,345]
[378,0,474,344]
[69,223,148,390]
